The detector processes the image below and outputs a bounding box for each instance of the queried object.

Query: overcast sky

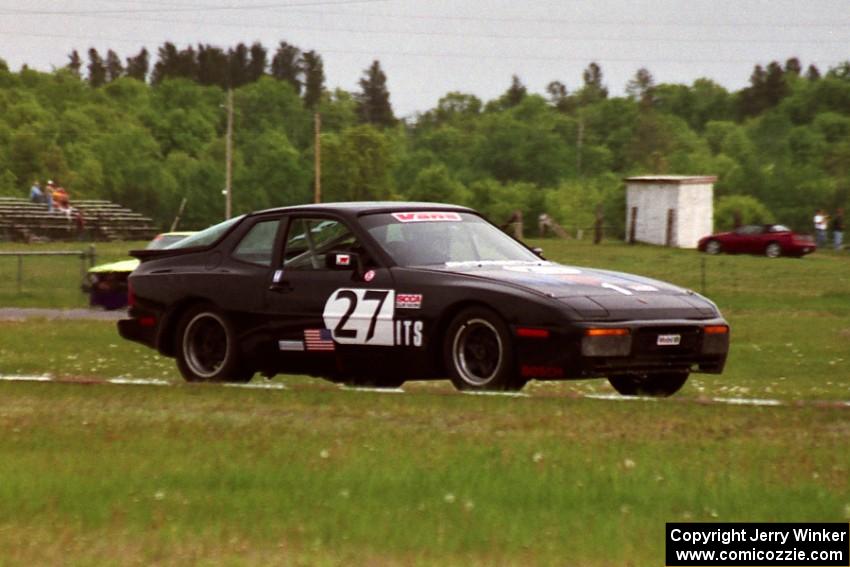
[1,0,848,117]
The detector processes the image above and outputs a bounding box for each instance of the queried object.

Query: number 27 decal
[323,289,395,346]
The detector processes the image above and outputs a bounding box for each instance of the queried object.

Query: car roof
[251,201,475,219]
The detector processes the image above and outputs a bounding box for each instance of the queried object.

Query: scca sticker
[396,293,422,309]
[391,212,462,223]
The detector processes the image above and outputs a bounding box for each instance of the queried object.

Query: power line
[0,0,388,16]
[2,13,847,45]
[0,28,843,66]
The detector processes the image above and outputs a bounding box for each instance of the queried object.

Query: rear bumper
[117,317,157,349]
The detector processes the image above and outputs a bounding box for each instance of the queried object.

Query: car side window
[232,219,280,266]
[283,218,359,270]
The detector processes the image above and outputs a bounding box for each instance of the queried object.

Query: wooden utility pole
[225,88,234,219]
[576,114,584,176]
[314,112,321,204]
[170,197,188,232]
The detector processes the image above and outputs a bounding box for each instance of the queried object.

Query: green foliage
[322,125,395,202]
[404,163,468,204]
[0,54,849,234]
[714,195,774,231]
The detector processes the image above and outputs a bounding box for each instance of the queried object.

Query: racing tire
[704,240,722,255]
[765,242,782,258]
[608,371,689,397]
[444,307,525,392]
[175,304,253,383]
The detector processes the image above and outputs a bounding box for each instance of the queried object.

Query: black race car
[118,202,729,396]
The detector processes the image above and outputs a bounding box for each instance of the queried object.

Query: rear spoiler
[130,246,206,261]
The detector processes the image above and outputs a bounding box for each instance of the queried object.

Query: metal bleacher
[0,196,157,242]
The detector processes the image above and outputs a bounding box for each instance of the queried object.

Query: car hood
[88,258,140,274]
[432,260,718,320]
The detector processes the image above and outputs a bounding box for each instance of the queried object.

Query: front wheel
[608,372,689,397]
[175,305,253,383]
[765,242,782,258]
[444,307,525,391]
[704,240,722,255]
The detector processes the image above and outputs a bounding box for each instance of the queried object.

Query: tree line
[1,40,849,236]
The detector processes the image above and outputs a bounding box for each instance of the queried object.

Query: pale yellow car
[83,232,194,309]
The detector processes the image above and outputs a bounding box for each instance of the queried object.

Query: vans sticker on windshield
[392,212,462,223]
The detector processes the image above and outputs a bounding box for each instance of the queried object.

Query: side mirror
[532,247,545,258]
[326,251,359,270]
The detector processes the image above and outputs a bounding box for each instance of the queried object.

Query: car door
[263,215,397,373]
[203,214,285,314]
[725,226,756,253]
[750,225,772,254]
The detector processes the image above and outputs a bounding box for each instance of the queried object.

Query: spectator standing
[814,209,828,247]
[29,180,44,203]
[831,208,844,250]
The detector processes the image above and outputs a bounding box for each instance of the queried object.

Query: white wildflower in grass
[154,491,166,501]
[623,458,636,470]
[338,489,350,499]
[709,509,719,518]
[319,449,330,459]
[620,505,630,515]
[532,452,544,463]
[443,493,456,504]
[464,500,475,511]
[655,475,665,483]
[844,504,850,520]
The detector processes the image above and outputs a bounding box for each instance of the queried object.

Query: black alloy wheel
[176,305,253,383]
[444,307,525,391]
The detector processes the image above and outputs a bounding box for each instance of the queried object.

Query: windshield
[166,216,244,249]
[362,212,540,267]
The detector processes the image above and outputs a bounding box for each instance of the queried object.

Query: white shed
[624,175,716,249]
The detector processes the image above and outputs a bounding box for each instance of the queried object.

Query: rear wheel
[444,307,525,391]
[765,242,782,258]
[705,240,722,255]
[176,305,253,383]
[608,372,689,397]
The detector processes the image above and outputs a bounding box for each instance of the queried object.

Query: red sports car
[698,225,816,258]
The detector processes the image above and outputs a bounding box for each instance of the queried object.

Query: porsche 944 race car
[118,202,729,396]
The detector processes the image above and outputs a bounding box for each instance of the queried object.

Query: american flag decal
[304,328,335,351]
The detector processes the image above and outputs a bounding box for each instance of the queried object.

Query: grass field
[1,238,849,565]
[0,240,145,308]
